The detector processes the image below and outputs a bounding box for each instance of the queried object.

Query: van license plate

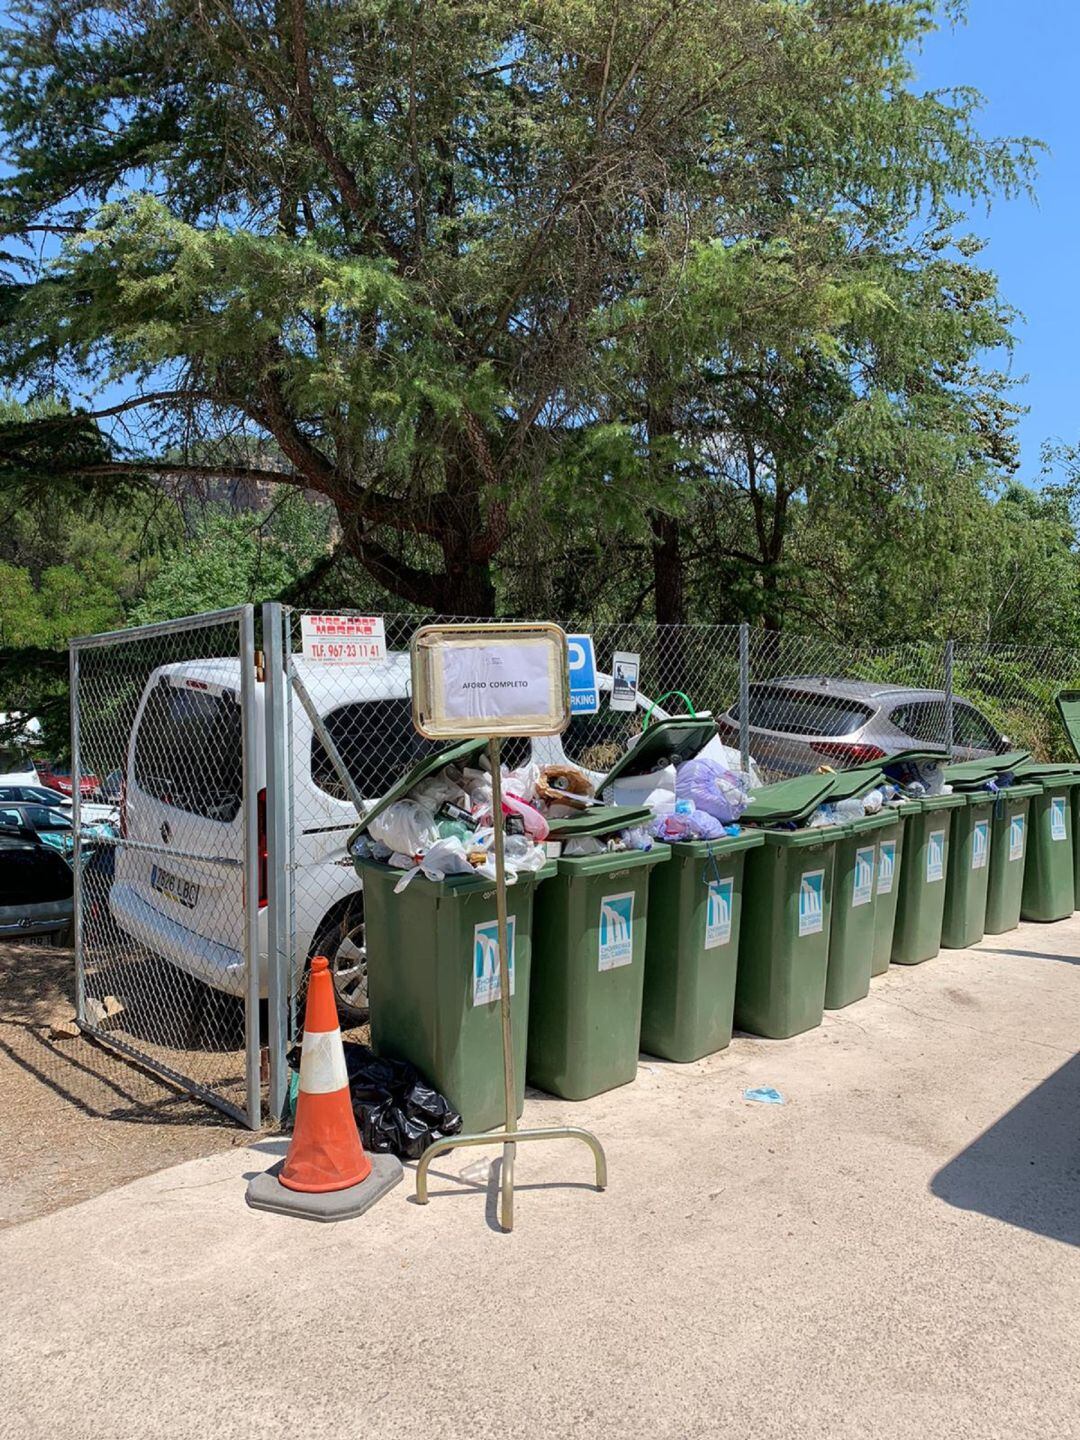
[151,865,200,909]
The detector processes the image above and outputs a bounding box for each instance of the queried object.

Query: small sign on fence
[300,614,387,664]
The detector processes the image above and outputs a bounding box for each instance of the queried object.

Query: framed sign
[411,623,570,739]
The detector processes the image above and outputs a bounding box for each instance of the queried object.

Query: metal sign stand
[414,734,607,1232]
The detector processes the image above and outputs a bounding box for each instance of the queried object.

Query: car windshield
[20,805,71,831]
[730,684,872,737]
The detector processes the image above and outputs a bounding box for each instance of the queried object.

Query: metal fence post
[943,638,955,756]
[263,602,290,1124]
[69,642,85,1026]
[239,605,262,1130]
[739,622,751,773]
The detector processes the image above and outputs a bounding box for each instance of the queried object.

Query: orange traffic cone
[246,958,402,1221]
[280,956,371,1192]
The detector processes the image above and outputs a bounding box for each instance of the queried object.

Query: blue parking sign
[567,634,599,715]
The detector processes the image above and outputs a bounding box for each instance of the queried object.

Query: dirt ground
[0,941,246,1227]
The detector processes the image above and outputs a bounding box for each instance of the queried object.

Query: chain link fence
[71,608,261,1127]
[68,604,1080,1127]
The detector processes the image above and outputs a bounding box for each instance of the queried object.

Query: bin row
[357,764,1080,1134]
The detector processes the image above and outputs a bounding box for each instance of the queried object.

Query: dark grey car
[716,676,1009,781]
[0,823,74,945]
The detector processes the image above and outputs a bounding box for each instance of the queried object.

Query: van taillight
[257,787,268,908]
[119,777,127,838]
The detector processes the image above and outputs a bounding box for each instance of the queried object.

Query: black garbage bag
[286,1041,461,1160]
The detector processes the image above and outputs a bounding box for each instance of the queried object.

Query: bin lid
[546,804,653,838]
[944,750,1032,787]
[1013,762,1080,788]
[1056,689,1080,761]
[821,766,885,802]
[990,782,1042,801]
[356,737,488,830]
[598,714,719,790]
[740,773,836,826]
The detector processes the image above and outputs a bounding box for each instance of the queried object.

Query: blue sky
[916,1,1080,482]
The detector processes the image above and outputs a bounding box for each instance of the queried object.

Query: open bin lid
[822,766,885,803]
[740,773,836,827]
[354,736,488,833]
[599,714,719,791]
[1056,689,1080,761]
[546,804,653,839]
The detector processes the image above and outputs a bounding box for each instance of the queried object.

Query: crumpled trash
[652,807,728,841]
[563,836,605,856]
[675,757,750,823]
[536,763,594,811]
[622,826,654,851]
[367,799,438,857]
[862,787,884,815]
[499,789,550,842]
[744,1086,785,1106]
[341,1043,463,1159]
[393,836,478,891]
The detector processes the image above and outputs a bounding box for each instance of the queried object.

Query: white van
[110,654,668,1021]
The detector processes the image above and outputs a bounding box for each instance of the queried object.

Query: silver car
[716,676,1009,780]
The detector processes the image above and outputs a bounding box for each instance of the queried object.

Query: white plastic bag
[367,800,438,857]
[603,764,677,815]
[393,836,477,892]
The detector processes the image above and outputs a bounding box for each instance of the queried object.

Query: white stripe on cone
[298,1028,350,1095]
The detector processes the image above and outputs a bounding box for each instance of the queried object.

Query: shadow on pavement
[975,946,1080,966]
[931,1051,1080,1247]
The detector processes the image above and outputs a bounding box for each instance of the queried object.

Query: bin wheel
[308,897,368,1026]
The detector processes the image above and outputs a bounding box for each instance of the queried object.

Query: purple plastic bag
[675,758,749,823]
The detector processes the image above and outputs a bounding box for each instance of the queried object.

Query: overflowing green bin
[735,821,845,1038]
[826,810,899,1008]
[351,737,553,1133]
[871,802,915,975]
[640,830,764,1061]
[984,783,1041,935]
[528,808,669,1100]
[890,793,965,965]
[940,791,996,950]
[1018,770,1080,922]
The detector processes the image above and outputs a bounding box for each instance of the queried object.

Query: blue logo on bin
[877,840,896,896]
[972,820,990,871]
[473,916,516,1006]
[852,846,875,908]
[1009,814,1025,862]
[926,830,945,883]
[1051,796,1067,841]
[705,878,734,950]
[599,891,634,970]
[798,869,825,937]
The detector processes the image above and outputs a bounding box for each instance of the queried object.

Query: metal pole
[487,737,518,1232]
[239,606,262,1130]
[738,622,751,774]
[262,603,289,1124]
[944,638,955,757]
[69,643,85,1026]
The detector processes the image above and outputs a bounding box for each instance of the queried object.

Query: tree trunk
[651,511,686,626]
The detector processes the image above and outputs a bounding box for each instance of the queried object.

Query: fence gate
[71,607,262,1128]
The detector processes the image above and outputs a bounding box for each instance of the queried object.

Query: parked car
[0,821,74,945]
[716,676,1009,780]
[110,655,678,1022]
[0,783,119,827]
[0,801,116,862]
[35,761,102,800]
[0,750,39,788]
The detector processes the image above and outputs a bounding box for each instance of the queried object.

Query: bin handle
[644,691,697,728]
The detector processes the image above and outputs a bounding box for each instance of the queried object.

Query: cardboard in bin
[598,714,719,792]
[741,773,836,827]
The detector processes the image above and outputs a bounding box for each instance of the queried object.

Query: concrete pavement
[3,920,1079,1439]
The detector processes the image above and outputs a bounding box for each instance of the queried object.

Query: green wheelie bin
[1018,768,1080,922]
[733,775,845,1038]
[528,805,670,1101]
[984,782,1041,935]
[871,802,915,975]
[940,790,996,950]
[352,738,552,1133]
[640,830,765,1061]
[890,792,965,965]
[826,809,899,1008]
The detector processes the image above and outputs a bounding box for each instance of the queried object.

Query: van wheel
[309,898,368,1026]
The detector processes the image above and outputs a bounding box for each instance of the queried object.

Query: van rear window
[134,682,243,822]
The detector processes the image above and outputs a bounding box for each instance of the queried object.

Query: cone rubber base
[246,1154,403,1222]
